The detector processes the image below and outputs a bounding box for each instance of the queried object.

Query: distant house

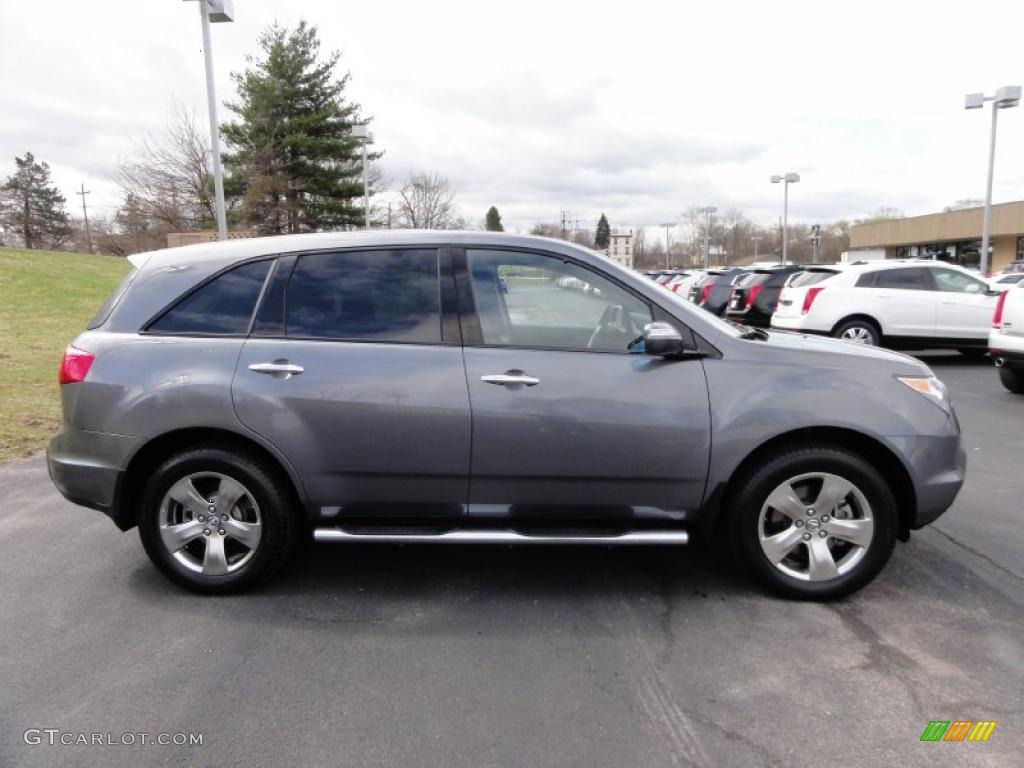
[605,229,634,268]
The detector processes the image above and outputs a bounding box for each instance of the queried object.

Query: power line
[76,184,93,254]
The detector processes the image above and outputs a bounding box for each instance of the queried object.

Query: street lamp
[770,173,800,264]
[182,1,233,241]
[699,206,717,268]
[965,85,1021,276]
[660,223,674,268]
[351,125,374,229]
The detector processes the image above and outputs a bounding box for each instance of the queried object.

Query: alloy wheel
[158,472,263,576]
[839,326,875,345]
[756,472,874,582]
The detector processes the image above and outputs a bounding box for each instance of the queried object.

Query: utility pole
[76,184,93,254]
[661,223,673,269]
[752,236,761,260]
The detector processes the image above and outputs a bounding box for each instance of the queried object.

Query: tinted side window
[88,268,137,329]
[149,260,271,334]
[286,249,441,342]
[873,268,932,291]
[855,271,877,288]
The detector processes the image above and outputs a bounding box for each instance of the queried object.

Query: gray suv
[48,232,965,599]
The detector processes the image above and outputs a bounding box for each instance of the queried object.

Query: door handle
[481,372,540,387]
[249,361,304,377]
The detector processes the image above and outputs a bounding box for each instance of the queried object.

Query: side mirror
[642,322,687,357]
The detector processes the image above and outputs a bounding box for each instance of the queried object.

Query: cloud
[3,0,1023,233]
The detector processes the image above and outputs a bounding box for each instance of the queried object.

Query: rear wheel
[728,445,897,600]
[832,319,880,346]
[139,447,298,594]
[999,365,1024,394]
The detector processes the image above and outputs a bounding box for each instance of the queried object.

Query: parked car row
[643,260,1004,355]
[641,258,1023,395]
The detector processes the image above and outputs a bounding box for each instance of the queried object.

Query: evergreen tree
[485,206,503,231]
[595,213,611,250]
[0,152,71,249]
[221,21,377,234]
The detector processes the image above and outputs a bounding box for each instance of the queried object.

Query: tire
[727,444,897,600]
[139,447,298,594]
[832,318,880,346]
[999,365,1024,394]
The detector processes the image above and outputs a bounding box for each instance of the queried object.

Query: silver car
[48,232,965,599]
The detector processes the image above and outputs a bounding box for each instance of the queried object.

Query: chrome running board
[313,529,688,545]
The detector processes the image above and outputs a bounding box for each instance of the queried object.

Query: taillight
[746,284,763,308]
[802,286,825,314]
[58,344,94,385]
[992,290,1008,328]
[699,284,714,305]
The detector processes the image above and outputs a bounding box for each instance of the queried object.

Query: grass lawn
[0,247,131,463]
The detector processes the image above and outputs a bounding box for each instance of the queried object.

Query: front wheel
[728,445,897,600]
[999,365,1024,394]
[139,447,298,594]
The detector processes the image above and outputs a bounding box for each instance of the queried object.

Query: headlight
[896,375,949,406]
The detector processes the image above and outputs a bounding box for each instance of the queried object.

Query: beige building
[605,229,634,268]
[850,201,1024,272]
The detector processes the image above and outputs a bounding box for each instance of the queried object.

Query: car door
[931,267,998,340]
[868,267,939,338]
[456,247,711,523]
[232,248,471,520]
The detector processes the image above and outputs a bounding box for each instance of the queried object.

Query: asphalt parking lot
[1,353,1021,768]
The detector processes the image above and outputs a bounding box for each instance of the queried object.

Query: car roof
[127,230,602,272]
[845,259,971,273]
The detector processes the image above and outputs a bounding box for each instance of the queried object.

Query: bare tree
[943,199,984,212]
[112,101,221,231]
[394,172,458,229]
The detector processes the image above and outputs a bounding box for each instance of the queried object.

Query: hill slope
[0,247,131,462]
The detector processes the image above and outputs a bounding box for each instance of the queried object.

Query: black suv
[687,269,747,316]
[727,266,839,327]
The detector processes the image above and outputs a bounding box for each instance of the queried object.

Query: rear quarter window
[87,268,137,329]
[147,259,272,335]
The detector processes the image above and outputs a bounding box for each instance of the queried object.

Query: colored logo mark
[920,720,997,742]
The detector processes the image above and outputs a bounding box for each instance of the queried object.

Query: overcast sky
[2,0,1024,234]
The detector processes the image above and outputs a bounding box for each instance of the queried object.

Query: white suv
[771,260,998,353]
[990,283,1024,393]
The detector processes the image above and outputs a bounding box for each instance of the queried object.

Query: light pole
[661,223,673,268]
[752,235,761,260]
[182,0,234,241]
[352,125,374,229]
[965,85,1021,276]
[770,173,800,264]
[699,206,717,268]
